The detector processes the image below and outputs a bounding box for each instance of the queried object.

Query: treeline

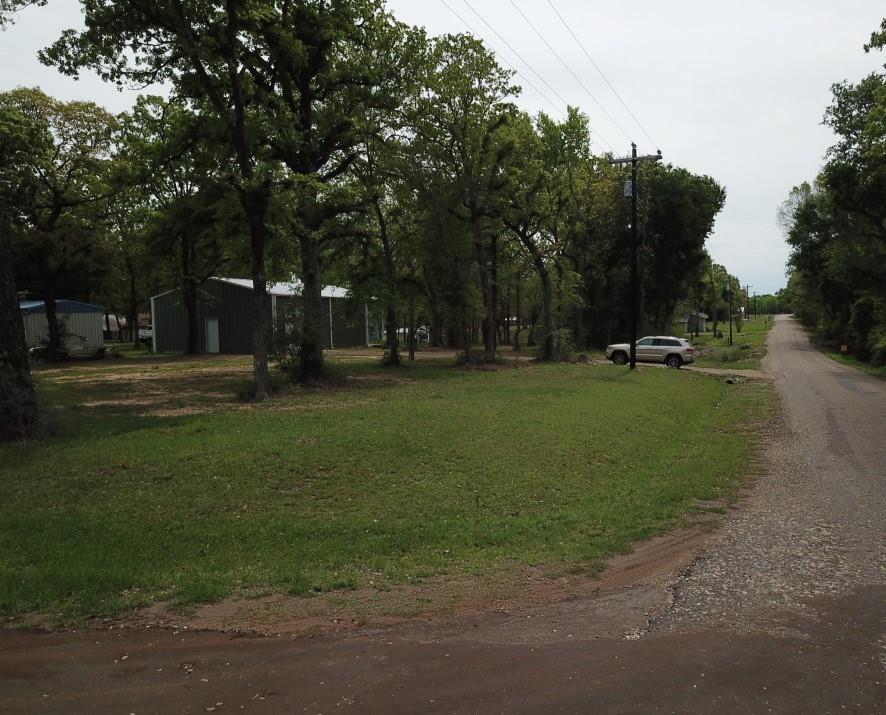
[780,19,886,365]
[2,1,731,439]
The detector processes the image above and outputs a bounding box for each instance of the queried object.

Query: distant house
[671,311,709,336]
[670,316,689,336]
[688,312,709,334]
[20,300,105,356]
[150,277,378,354]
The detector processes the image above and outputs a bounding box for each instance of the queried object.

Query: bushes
[547,328,575,362]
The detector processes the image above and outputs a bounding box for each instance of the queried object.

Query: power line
[437,0,566,120]
[461,0,615,152]
[546,0,659,149]
[510,0,633,145]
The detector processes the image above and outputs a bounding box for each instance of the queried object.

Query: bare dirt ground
[3,317,884,713]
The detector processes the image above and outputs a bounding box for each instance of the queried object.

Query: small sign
[623,180,633,197]
[840,344,848,353]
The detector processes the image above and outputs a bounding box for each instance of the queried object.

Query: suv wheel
[666,354,682,369]
[611,351,628,365]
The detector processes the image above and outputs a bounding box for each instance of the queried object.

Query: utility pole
[610,143,662,369]
[728,281,734,346]
[744,284,752,323]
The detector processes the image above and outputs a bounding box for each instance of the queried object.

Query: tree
[0,104,46,440]
[114,96,247,353]
[781,18,886,363]
[0,87,115,360]
[34,0,425,384]
[639,164,726,333]
[501,111,560,360]
[411,34,518,362]
[32,0,293,395]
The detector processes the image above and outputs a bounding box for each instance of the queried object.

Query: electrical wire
[510,0,633,145]
[461,0,615,152]
[437,0,566,119]
[546,0,659,149]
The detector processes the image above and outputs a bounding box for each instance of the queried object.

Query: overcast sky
[2,1,884,294]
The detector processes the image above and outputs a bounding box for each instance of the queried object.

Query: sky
[2,1,884,295]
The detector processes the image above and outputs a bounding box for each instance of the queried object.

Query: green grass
[822,349,886,379]
[690,316,774,370]
[0,355,773,624]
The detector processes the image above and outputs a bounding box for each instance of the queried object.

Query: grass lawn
[690,316,774,370]
[821,349,886,379]
[1,355,773,624]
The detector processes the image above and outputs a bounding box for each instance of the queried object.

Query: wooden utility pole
[728,281,734,346]
[609,144,662,369]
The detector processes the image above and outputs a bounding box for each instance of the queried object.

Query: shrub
[547,328,575,363]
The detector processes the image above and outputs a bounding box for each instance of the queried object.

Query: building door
[205,318,220,354]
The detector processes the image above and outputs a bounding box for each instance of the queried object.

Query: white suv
[605,336,696,368]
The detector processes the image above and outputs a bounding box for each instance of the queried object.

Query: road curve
[1,317,884,713]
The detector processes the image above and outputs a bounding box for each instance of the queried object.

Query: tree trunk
[514,229,553,360]
[408,293,416,362]
[182,234,200,354]
[298,233,325,381]
[385,303,400,365]
[540,267,554,361]
[0,228,38,440]
[430,311,443,347]
[472,224,496,362]
[42,283,63,360]
[514,270,522,351]
[128,259,139,349]
[502,276,511,346]
[246,197,272,398]
[183,277,199,354]
[372,197,400,366]
[223,21,272,399]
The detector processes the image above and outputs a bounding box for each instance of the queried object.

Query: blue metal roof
[20,300,105,315]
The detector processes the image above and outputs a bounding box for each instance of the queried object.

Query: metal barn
[150,277,375,354]
[20,300,105,356]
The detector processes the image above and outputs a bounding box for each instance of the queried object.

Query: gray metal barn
[150,277,375,354]
[20,300,105,357]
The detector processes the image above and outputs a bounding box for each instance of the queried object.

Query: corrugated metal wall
[154,280,368,354]
[331,299,367,348]
[153,280,262,353]
[22,312,104,355]
[273,295,368,350]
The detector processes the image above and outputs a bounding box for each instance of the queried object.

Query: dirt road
[2,316,884,713]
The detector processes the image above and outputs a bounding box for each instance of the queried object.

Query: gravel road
[2,316,884,713]
[658,315,886,634]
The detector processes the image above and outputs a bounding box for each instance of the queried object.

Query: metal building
[150,277,376,354]
[20,300,105,357]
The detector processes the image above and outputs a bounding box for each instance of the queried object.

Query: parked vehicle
[605,336,696,368]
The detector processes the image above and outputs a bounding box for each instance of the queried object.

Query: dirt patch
[103,523,719,639]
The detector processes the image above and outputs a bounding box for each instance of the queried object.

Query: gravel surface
[657,315,886,633]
